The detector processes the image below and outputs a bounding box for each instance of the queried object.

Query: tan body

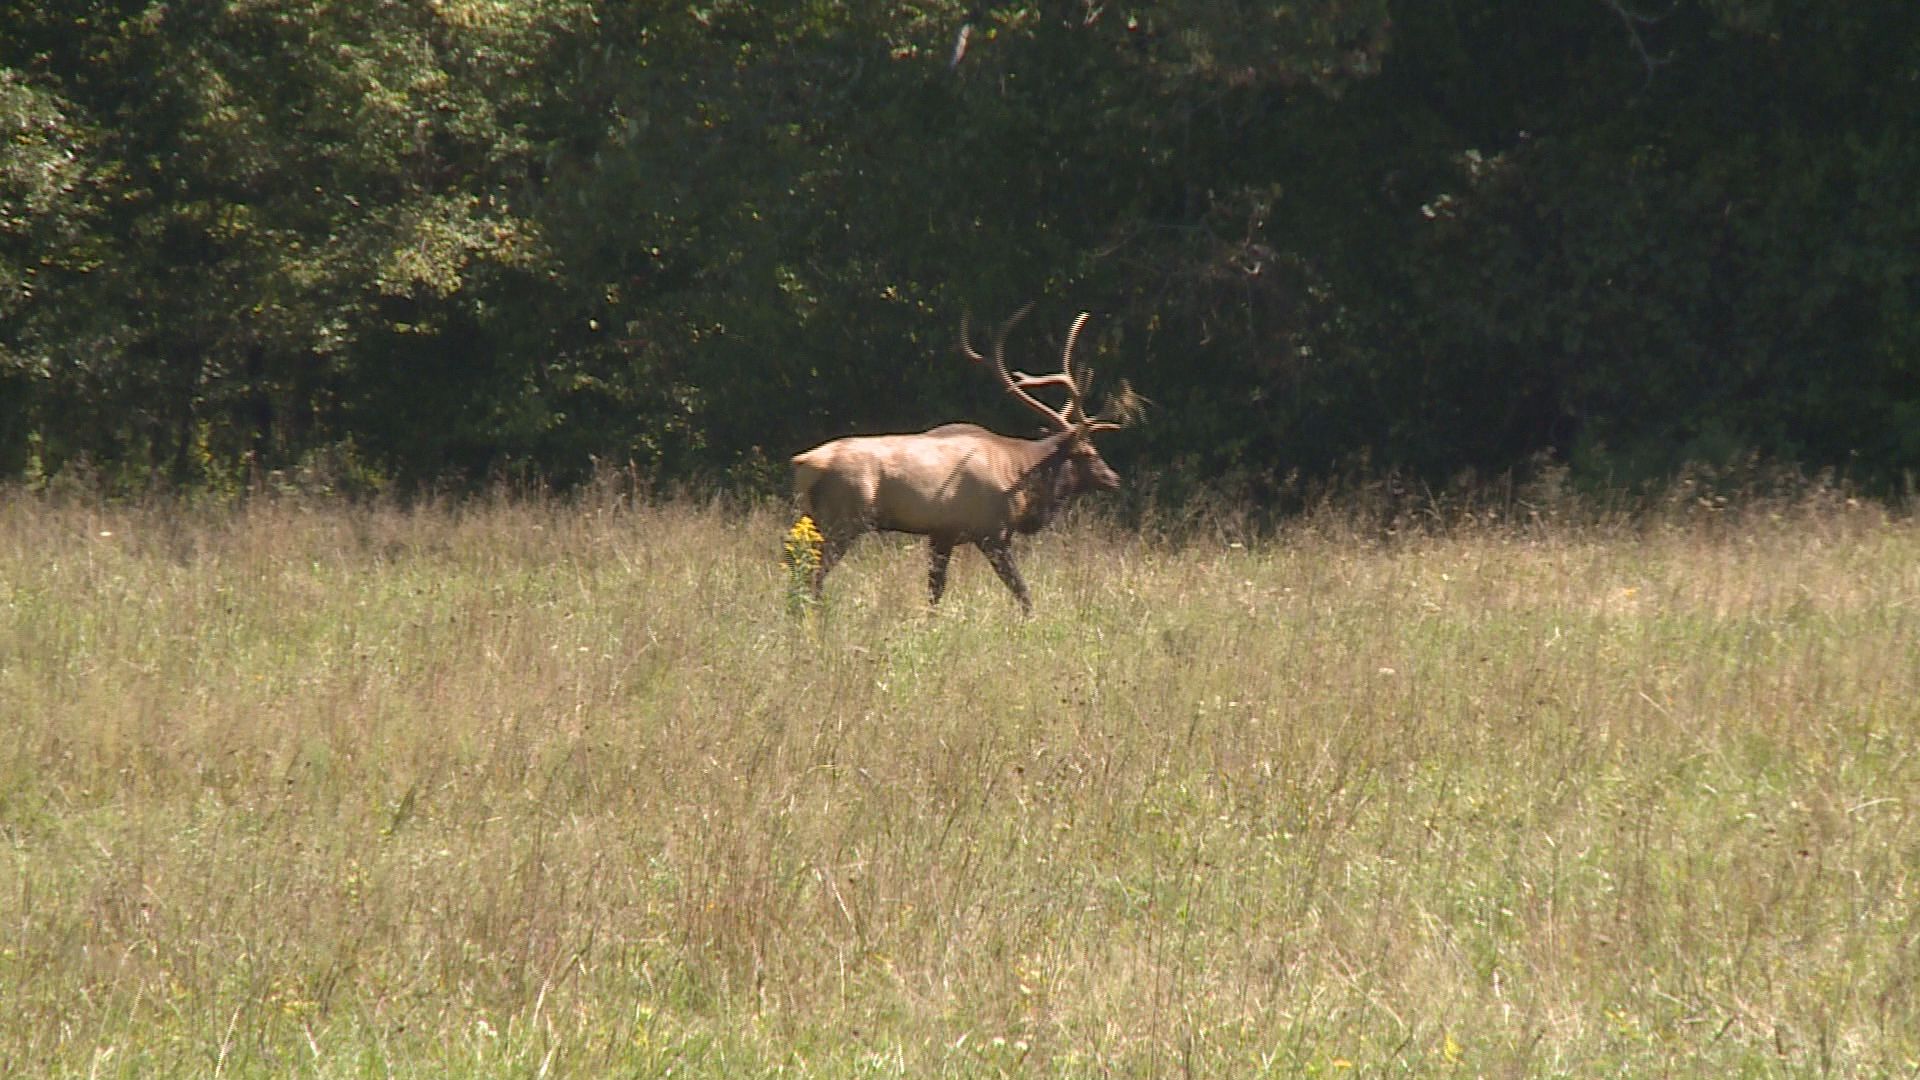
[792,423,1118,613]
[793,423,1102,538]
[788,308,1141,614]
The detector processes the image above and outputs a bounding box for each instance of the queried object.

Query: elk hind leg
[798,474,865,601]
[978,537,1033,615]
[812,534,853,600]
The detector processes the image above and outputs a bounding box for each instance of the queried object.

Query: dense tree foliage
[3,1,1915,497]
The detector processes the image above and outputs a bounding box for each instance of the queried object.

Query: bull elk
[790,307,1143,614]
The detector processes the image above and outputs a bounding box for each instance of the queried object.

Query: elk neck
[1006,429,1084,535]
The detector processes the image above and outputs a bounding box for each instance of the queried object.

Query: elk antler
[1058,311,1147,432]
[959,306,1098,433]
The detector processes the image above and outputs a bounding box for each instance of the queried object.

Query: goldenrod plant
[782,513,824,617]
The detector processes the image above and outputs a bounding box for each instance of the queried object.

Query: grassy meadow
[2,488,1917,1077]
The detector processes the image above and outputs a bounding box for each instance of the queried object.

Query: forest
[3,0,1917,502]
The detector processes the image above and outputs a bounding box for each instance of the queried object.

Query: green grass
[2,491,1917,1077]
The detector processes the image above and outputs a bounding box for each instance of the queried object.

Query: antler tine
[1060,310,1093,425]
[959,310,984,364]
[995,301,1037,350]
[1084,380,1148,434]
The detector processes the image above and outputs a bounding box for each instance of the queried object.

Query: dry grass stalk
[1,491,1916,1076]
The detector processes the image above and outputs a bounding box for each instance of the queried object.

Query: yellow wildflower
[783,515,825,616]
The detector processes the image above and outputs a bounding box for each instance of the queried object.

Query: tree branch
[1601,0,1677,87]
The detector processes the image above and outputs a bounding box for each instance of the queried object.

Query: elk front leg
[977,537,1033,615]
[927,537,956,606]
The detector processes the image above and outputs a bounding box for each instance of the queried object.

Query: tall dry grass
[1,489,1916,1077]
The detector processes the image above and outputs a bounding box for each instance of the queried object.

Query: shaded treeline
[2,0,1915,498]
